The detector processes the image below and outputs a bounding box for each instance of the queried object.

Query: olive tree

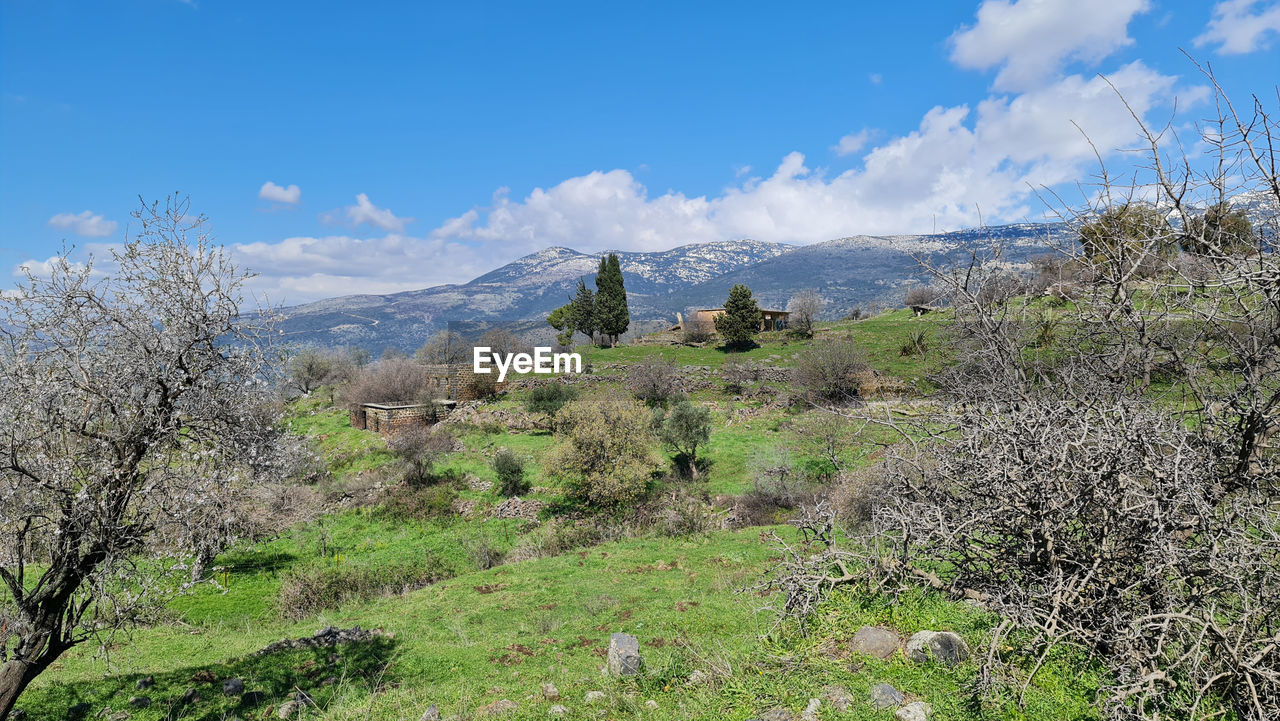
[0,198,287,712]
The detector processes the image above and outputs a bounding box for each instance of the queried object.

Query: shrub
[656,398,712,478]
[466,533,506,570]
[524,383,577,423]
[794,339,869,404]
[721,358,756,394]
[681,315,716,344]
[550,397,660,509]
[377,483,459,521]
[626,358,681,407]
[340,358,436,410]
[492,448,530,497]
[387,425,456,486]
[898,328,930,357]
[786,290,824,337]
[278,556,452,619]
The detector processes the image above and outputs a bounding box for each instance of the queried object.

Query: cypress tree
[570,277,596,344]
[594,253,630,346]
[715,283,762,350]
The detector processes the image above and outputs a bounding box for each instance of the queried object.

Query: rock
[895,702,933,721]
[541,682,560,700]
[477,699,517,716]
[605,633,642,676]
[136,677,154,690]
[293,690,316,706]
[548,705,569,716]
[758,709,794,721]
[821,685,852,712]
[419,704,441,721]
[128,697,151,709]
[800,698,821,721]
[906,631,969,665]
[644,699,659,709]
[850,625,900,659]
[869,683,905,710]
[96,708,113,718]
[223,678,245,695]
[109,713,130,721]
[242,691,267,705]
[584,690,606,704]
[687,669,708,685]
[9,710,26,721]
[276,701,300,719]
[180,688,201,704]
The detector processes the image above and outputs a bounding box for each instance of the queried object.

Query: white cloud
[1195,0,1280,54]
[47,210,117,238]
[331,193,413,232]
[259,181,301,204]
[833,130,873,156]
[869,73,883,85]
[951,0,1150,91]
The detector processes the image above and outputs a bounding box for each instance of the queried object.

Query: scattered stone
[477,699,517,716]
[869,683,905,710]
[584,690,607,704]
[687,669,708,685]
[605,633,642,676]
[895,702,933,721]
[136,676,154,690]
[850,625,900,659]
[644,699,659,709]
[492,496,545,522]
[109,713,130,721]
[800,698,821,721]
[128,697,151,709]
[906,631,969,665]
[419,705,441,721]
[180,688,201,704]
[540,682,560,700]
[223,678,245,695]
[758,709,794,721]
[254,626,383,656]
[821,685,852,712]
[293,690,317,706]
[548,705,569,716]
[276,700,300,719]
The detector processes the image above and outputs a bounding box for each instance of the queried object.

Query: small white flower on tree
[0,196,287,712]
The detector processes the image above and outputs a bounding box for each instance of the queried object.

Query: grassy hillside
[16,310,1106,721]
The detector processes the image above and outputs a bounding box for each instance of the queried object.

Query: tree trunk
[0,649,50,718]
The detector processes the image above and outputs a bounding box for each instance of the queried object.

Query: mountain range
[273,224,1068,354]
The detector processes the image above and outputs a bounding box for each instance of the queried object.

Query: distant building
[349,363,501,434]
[674,307,790,333]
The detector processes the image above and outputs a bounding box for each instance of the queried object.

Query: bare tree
[415,329,471,366]
[786,290,824,337]
[0,197,287,712]
[773,70,1280,720]
[286,346,354,394]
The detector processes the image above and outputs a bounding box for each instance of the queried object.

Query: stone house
[349,363,502,435]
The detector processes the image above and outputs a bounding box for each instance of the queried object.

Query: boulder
[850,626,900,659]
[869,683,905,710]
[419,704,441,721]
[136,677,154,690]
[548,706,569,716]
[605,633,642,676]
[906,631,969,665]
[108,713,130,721]
[276,701,300,719]
[540,682,560,700]
[757,709,794,721]
[800,698,821,721]
[127,698,151,709]
[223,678,245,695]
[895,702,933,721]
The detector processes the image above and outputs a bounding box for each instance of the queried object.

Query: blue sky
[3,0,1279,304]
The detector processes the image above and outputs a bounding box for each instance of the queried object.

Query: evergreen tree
[715,284,762,349]
[594,254,630,346]
[547,303,575,346]
[570,277,597,344]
